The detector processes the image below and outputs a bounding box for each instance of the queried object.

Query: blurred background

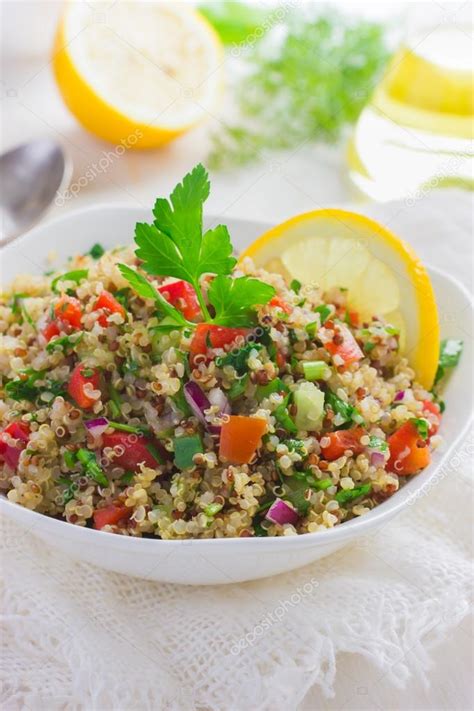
[0,0,472,228]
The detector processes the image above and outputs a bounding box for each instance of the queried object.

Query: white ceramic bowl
[1,206,472,585]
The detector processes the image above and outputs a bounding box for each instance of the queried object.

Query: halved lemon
[53,1,223,148]
[240,209,439,389]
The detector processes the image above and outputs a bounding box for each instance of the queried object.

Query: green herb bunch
[207,10,389,169]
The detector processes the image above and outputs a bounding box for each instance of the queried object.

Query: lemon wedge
[240,209,439,389]
[53,1,223,148]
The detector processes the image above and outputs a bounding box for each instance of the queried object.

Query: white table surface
[1,16,473,710]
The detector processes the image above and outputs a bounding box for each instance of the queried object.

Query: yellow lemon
[53,1,223,148]
[241,209,439,389]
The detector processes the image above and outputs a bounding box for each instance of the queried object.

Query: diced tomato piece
[101,431,166,471]
[67,364,101,409]
[94,290,126,327]
[320,427,366,461]
[158,280,201,321]
[42,321,60,342]
[219,415,267,464]
[269,296,292,315]
[190,324,249,361]
[54,296,83,329]
[421,400,441,436]
[93,504,132,530]
[387,421,430,475]
[322,322,364,366]
[0,422,30,470]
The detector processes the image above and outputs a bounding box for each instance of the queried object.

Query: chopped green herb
[325,390,364,425]
[88,243,105,259]
[252,518,269,536]
[216,342,262,375]
[57,477,78,504]
[286,439,307,457]
[9,293,29,316]
[274,394,298,434]
[174,434,203,469]
[113,287,130,309]
[46,332,83,353]
[410,417,429,440]
[364,342,376,353]
[290,279,302,293]
[5,369,45,402]
[120,471,135,485]
[255,377,289,402]
[107,421,150,435]
[434,339,463,386]
[367,435,388,452]
[76,448,109,487]
[51,269,88,293]
[335,483,372,504]
[63,450,77,469]
[314,304,332,324]
[172,386,192,417]
[227,374,249,401]
[122,359,140,376]
[108,383,122,419]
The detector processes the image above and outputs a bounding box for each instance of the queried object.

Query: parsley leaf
[51,270,88,293]
[216,342,262,375]
[208,275,275,327]
[117,265,188,325]
[88,243,105,259]
[434,339,463,386]
[46,332,84,353]
[137,165,236,288]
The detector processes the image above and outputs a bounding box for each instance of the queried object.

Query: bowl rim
[1,204,473,550]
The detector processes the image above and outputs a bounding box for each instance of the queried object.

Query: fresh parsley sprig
[119,164,275,328]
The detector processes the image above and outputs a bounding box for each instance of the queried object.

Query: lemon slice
[240,209,439,389]
[53,1,223,147]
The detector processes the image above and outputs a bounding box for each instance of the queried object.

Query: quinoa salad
[0,165,462,539]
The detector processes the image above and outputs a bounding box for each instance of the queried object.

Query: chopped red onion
[208,387,231,415]
[184,381,211,426]
[85,417,109,437]
[394,391,405,402]
[370,451,386,467]
[265,499,299,526]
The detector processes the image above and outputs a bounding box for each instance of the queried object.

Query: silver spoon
[0,138,72,247]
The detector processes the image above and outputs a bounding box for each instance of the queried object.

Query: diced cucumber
[293,382,324,431]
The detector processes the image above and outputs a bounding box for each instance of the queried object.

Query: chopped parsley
[51,269,88,293]
[325,390,364,426]
[434,339,463,387]
[335,483,372,504]
[410,417,429,440]
[46,332,84,353]
[88,243,105,259]
[216,342,262,376]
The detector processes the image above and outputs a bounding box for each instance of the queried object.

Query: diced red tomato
[94,290,126,327]
[322,322,364,366]
[93,504,132,530]
[421,400,441,436]
[101,431,167,471]
[387,421,431,475]
[190,324,249,362]
[0,422,30,470]
[67,364,101,409]
[54,296,83,329]
[42,321,60,343]
[219,416,267,464]
[269,296,292,315]
[320,427,366,461]
[158,280,201,321]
